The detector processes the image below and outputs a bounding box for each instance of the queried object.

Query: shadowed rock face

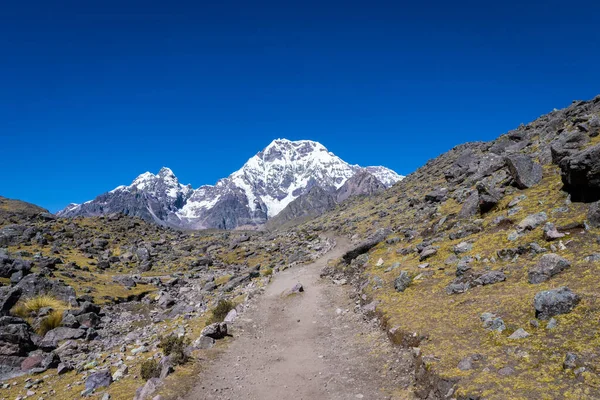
[266,171,389,230]
[265,186,337,229]
[58,141,403,230]
[559,143,600,202]
[336,170,386,203]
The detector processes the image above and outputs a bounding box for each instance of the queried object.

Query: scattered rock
[394,271,411,293]
[517,212,548,232]
[534,287,580,320]
[588,201,600,228]
[473,271,506,286]
[201,322,228,340]
[528,254,570,284]
[85,369,113,392]
[543,223,565,241]
[480,312,506,332]
[505,154,543,189]
[508,328,530,340]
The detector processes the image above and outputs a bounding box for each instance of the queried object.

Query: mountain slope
[305,96,600,399]
[58,139,403,229]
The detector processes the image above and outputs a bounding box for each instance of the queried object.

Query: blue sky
[2,0,599,212]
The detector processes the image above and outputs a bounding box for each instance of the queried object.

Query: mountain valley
[1,96,600,399]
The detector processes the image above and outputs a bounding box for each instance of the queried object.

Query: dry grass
[12,295,68,318]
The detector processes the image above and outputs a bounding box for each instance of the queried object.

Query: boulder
[134,378,161,400]
[39,327,86,350]
[394,271,411,293]
[534,287,580,320]
[505,154,543,189]
[425,188,448,203]
[543,223,565,241]
[200,322,228,340]
[476,181,502,213]
[85,369,113,392]
[458,191,480,219]
[588,201,600,228]
[341,230,389,264]
[517,212,548,232]
[480,312,506,332]
[559,143,600,202]
[0,317,36,356]
[508,328,530,340]
[528,254,570,284]
[473,271,506,286]
[0,287,21,317]
[419,247,437,261]
[15,274,76,303]
[550,131,589,164]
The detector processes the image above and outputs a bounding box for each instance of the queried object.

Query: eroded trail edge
[184,236,414,400]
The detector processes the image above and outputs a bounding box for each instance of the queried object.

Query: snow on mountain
[58,139,403,229]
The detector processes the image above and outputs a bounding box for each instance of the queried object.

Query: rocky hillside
[0,201,330,399]
[308,96,600,399]
[58,139,403,230]
[0,197,50,226]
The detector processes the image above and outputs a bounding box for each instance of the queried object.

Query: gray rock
[0,287,21,317]
[473,271,506,286]
[394,271,411,292]
[546,318,558,330]
[543,223,565,241]
[559,143,600,202]
[588,201,600,228]
[508,195,527,207]
[476,181,502,213]
[40,327,86,349]
[133,377,160,400]
[505,154,543,189]
[341,230,390,264]
[85,369,112,392]
[157,292,175,309]
[454,242,473,254]
[534,287,580,320]
[194,335,215,349]
[528,254,570,284]
[446,281,470,295]
[498,366,515,376]
[480,312,506,332]
[563,352,578,370]
[57,362,72,375]
[419,247,437,261]
[508,328,530,339]
[15,274,75,303]
[425,188,448,203]
[458,191,480,219]
[517,212,548,232]
[457,357,473,371]
[201,322,228,339]
[291,283,304,293]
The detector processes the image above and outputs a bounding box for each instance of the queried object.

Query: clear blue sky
[2,0,599,212]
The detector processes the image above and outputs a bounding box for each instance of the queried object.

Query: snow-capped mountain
[58,139,403,229]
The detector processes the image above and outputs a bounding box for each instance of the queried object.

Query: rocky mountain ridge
[309,95,600,399]
[58,139,403,230]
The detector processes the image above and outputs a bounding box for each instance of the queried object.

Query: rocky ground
[2,95,600,400]
[184,236,414,400]
[0,207,331,399]
[302,96,600,399]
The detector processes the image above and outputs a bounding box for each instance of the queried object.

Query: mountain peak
[59,139,402,229]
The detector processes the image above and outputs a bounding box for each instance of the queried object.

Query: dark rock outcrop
[534,287,580,320]
[559,143,600,202]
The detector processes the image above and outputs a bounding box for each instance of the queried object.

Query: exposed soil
[184,236,415,400]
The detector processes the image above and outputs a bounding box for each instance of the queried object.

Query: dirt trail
[185,236,414,400]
